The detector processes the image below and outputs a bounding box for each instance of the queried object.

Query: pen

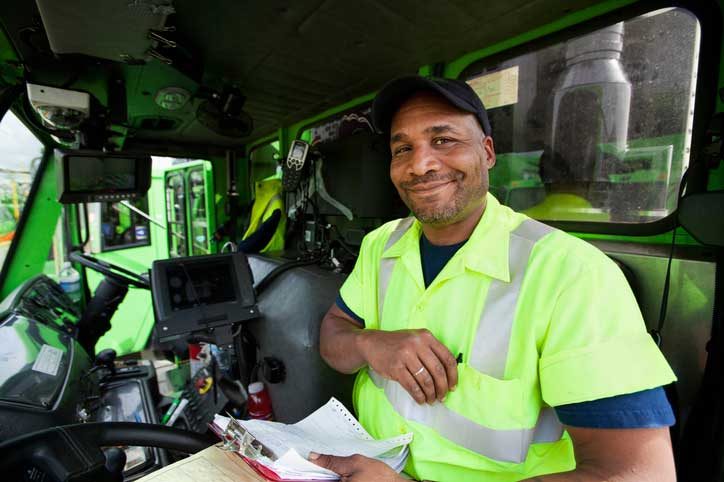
[165,398,189,426]
[161,397,181,424]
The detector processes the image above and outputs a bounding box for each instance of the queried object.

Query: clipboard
[214,414,330,482]
[135,444,266,482]
[219,414,274,460]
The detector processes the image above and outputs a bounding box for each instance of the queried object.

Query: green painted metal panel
[0,159,61,298]
[0,24,22,85]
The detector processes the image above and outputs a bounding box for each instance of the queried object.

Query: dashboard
[0,275,95,442]
[0,275,170,478]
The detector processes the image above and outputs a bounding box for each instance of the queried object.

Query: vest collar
[382,193,511,283]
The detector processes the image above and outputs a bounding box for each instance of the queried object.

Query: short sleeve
[338,236,371,328]
[554,387,675,428]
[539,259,677,407]
[336,294,365,325]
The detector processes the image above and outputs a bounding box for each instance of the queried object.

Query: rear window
[461,7,700,224]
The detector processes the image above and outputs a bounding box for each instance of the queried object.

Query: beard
[398,167,488,225]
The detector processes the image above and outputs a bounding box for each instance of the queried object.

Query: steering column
[70,252,150,355]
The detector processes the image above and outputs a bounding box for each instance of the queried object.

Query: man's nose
[408,143,441,177]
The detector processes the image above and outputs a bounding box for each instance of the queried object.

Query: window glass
[100,198,150,250]
[188,168,209,255]
[0,111,44,271]
[165,172,187,257]
[461,8,700,223]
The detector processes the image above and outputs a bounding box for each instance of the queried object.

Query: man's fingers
[429,341,458,391]
[409,361,437,404]
[309,453,351,475]
[419,349,449,401]
[397,369,427,404]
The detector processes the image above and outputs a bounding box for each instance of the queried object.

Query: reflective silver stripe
[368,368,563,463]
[532,405,564,445]
[468,219,555,378]
[378,218,414,320]
[371,218,563,462]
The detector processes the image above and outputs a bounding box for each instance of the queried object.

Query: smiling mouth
[406,180,454,194]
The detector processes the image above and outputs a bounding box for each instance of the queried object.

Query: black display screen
[165,260,237,311]
[151,251,258,342]
[68,157,137,192]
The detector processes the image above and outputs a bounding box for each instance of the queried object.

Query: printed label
[467,65,519,109]
[32,344,63,376]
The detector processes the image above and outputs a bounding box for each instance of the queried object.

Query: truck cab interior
[0,1,723,481]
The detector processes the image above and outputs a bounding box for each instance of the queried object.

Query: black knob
[95,348,117,375]
[262,357,286,384]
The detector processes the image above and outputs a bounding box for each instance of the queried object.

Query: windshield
[0,111,44,272]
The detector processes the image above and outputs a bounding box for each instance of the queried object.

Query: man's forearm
[523,467,611,482]
[523,460,674,482]
[319,312,371,374]
[522,426,676,482]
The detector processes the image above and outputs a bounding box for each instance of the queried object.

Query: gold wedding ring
[413,366,426,377]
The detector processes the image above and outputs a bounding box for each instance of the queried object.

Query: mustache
[399,172,462,189]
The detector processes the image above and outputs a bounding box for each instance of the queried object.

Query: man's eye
[393,146,411,156]
[433,138,452,145]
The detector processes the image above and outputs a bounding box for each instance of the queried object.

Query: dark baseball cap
[371,75,492,137]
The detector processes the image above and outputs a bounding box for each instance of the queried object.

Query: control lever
[95,348,117,375]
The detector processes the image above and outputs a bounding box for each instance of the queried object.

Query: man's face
[389,92,496,225]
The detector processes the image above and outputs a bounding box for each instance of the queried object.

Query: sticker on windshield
[32,344,63,376]
[467,65,519,109]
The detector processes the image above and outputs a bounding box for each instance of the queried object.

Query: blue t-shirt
[336,233,675,429]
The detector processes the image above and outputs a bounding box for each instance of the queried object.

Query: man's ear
[483,136,496,169]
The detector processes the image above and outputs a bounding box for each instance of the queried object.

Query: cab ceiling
[1,0,603,151]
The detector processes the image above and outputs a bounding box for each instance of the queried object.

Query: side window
[99,198,150,250]
[0,111,44,271]
[165,172,187,257]
[461,8,700,224]
[187,168,209,255]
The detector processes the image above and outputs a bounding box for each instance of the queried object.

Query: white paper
[213,398,413,480]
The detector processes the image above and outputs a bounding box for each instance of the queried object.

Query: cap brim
[371,76,480,134]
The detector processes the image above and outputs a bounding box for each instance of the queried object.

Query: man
[313,76,677,481]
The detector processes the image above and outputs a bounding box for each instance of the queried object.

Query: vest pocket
[445,363,526,430]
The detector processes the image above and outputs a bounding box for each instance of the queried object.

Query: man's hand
[309,452,404,482]
[320,304,457,404]
[358,328,458,404]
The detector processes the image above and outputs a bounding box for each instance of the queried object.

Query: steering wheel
[70,252,150,289]
[0,422,215,482]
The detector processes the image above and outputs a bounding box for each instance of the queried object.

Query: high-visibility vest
[346,194,675,482]
[243,177,286,253]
